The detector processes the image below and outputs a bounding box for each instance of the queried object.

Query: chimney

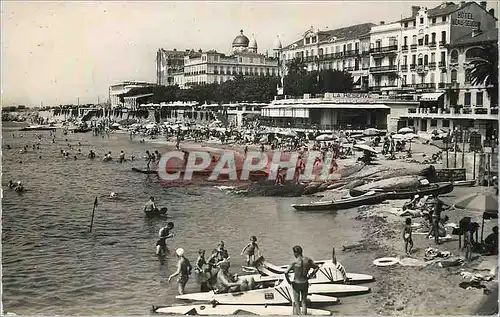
[480,1,487,9]
[380,21,385,25]
[489,8,495,17]
[460,1,465,7]
[412,6,420,16]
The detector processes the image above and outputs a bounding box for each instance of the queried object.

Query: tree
[469,43,498,107]
[283,69,353,96]
[286,57,307,76]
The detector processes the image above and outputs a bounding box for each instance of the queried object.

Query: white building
[174,30,279,89]
[280,23,375,91]
[108,81,156,108]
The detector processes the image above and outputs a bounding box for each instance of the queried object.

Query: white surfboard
[154,304,332,315]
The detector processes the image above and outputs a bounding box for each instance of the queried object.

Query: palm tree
[469,43,498,107]
[286,57,307,76]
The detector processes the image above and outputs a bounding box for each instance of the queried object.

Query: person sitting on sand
[403,218,414,256]
[215,261,255,293]
[403,194,421,211]
[484,226,498,255]
[241,236,260,266]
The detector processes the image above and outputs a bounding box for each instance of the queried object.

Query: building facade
[156,49,201,86]
[280,23,374,91]
[108,81,156,108]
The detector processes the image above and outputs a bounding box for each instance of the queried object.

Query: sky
[1,1,497,107]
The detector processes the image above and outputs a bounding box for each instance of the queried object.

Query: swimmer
[8,180,15,188]
[110,192,118,198]
[119,150,125,163]
[14,181,24,192]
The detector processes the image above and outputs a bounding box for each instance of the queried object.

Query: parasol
[315,134,335,141]
[398,127,414,134]
[363,128,380,136]
[454,190,498,241]
[353,144,378,154]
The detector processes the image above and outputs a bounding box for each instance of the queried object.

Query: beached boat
[132,167,158,174]
[291,191,387,211]
[453,180,476,187]
[153,304,332,315]
[19,125,56,131]
[176,280,369,304]
[248,259,374,285]
[349,182,454,199]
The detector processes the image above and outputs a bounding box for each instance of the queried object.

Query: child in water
[241,236,260,266]
[403,218,413,256]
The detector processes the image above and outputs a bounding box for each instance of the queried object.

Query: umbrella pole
[481,216,485,243]
[461,130,466,168]
[454,131,458,168]
[487,153,491,187]
[473,151,476,181]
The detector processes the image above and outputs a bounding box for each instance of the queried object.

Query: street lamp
[273,35,283,96]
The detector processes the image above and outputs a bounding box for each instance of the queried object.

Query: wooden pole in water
[89,196,98,232]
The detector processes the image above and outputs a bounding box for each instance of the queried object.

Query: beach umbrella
[454,190,498,242]
[315,134,335,141]
[278,130,298,137]
[392,133,405,140]
[353,144,378,154]
[363,128,380,136]
[398,127,413,134]
[404,133,418,140]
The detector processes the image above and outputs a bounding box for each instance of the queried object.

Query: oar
[89,196,98,233]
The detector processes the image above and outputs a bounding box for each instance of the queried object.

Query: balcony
[438,61,446,68]
[369,45,398,55]
[369,85,398,91]
[369,65,398,73]
[416,83,435,90]
[402,84,418,89]
[446,82,460,89]
[416,65,427,73]
[401,64,408,71]
[410,64,417,70]
[439,41,446,47]
[410,44,418,50]
[429,42,437,49]
[405,107,498,120]
[438,82,446,88]
[429,62,437,70]
[344,50,358,57]
[345,66,355,71]
[401,45,409,52]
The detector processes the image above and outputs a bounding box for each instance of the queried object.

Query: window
[413,21,416,26]
[432,17,436,23]
[420,17,424,24]
[440,72,446,83]
[412,54,416,64]
[418,54,423,65]
[411,74,416,84]
[305,37,310,44]
[404,22,408,28]
[312,37,317,43]
[418,38,424,46]
[403,36,408,45]
[442,120,450,128]
[431,52,436,62]
[441,31,446,44]
[343,44,347,52]
[324,47,328,54]
[430,73,435,83]
[440,52,446,63]
[464,92,471,105]
[424,55,429,65]
[424,35,429,45]
[347,43,352,51]
[451,69,458,82]
[465,69,472,84]
[355,42,359,51]
[466,47,483,59]
[431,32,436,43]
[431,119,437,127]
[403,75,407,84]
[403,55,407,65]
[412,35,417,44]
[249,57,253,63]
[442,16,447,22]
[477,92,483,106]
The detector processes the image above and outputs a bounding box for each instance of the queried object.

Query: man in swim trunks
[144,196,158,214]
[156,222,174,255]
[215,261,255,293]
[168,248,192,295]
[285,245,319,315]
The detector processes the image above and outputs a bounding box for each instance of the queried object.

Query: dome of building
[232,30,250,47]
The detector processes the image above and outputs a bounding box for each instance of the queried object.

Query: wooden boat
[248,259,374,285]
[349,182,454,200]
[132,167,158,174]
[176,280,369,304]
[291,191,387,211]
[152,304,332,315]
[453,180,476,187]
[19,125,56,131]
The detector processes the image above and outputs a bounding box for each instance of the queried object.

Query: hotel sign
[329,93,373,103]
[452,11,480,28]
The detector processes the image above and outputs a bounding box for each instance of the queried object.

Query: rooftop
[284,22,376,49]
[450,27,499,46]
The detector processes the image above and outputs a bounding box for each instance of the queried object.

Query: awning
[420,92,444,102]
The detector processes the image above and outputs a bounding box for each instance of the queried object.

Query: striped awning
[420,92,444,102]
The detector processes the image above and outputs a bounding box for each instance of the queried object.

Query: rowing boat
[176,279,368,304]
[153,304,332,315]
[349,182,454,200]
[132,167,158,174]
[247,259,374,285]
[291,191,387,211]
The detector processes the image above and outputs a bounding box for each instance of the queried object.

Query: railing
[369,84,398,90]
[345,66,355,71]
[429,42,437,48]
[492,108,499,115]
[475,108,488,115]
[410,44,418,50]
[401,64,408,71]
[402,45,409,51]
[447,82,460,89]
[416,65,426,73]
[439,41,446,47]
[417,83,435,89]
[410,64,416,70]
[450,58,459,64]
[369,65,398,72]
[439,61,446,68]
[438,82,446,88]
[369,45,398,54]
[429,62,437,70]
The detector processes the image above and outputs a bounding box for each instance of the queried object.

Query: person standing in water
[168,248,192,295]
[145,150,152,170]
[144,196,158,214]
[240,236,260,266]
[156,222,174,255]
[284,245,319,315]
[119,150,125,163]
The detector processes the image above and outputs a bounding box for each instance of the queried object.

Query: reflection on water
[2,127,364,315]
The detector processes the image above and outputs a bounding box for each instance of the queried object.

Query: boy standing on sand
[403,218,414,256]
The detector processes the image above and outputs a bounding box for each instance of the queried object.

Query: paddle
[89,196,98,233]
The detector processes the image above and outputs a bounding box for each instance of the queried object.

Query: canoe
[291,192,387,211]
[350,175,424,195]
[132,167,158,174]
[19,125,56,131]
[176,280,368,304]
[453,180,476,187]
[349,182,454,200]
[153,304,332,315]
[249,259,374,285]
